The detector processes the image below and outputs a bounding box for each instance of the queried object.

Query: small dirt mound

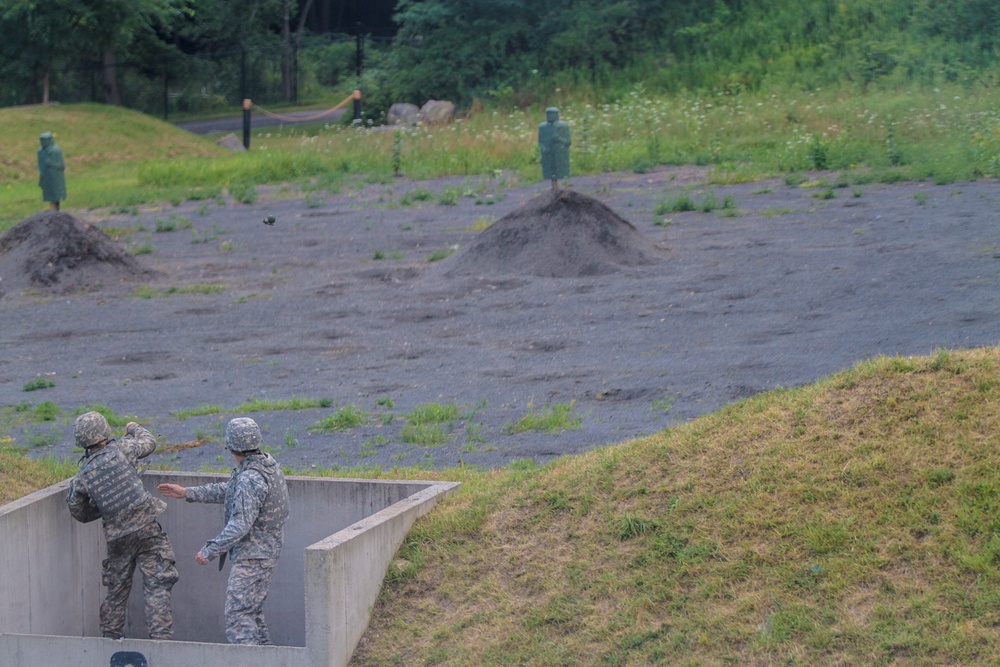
[0,211,155,297]
[443,189,665,278]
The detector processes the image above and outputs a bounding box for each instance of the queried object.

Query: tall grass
[3,83,1000,230]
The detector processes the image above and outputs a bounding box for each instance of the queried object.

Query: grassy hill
[0,103,226,227]
[348,348,1000,666]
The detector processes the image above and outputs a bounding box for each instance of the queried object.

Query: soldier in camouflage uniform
[66,411,178,640]
[158,417,290,645]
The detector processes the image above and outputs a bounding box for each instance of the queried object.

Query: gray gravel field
[2,167,999,473]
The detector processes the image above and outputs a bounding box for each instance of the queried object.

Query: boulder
[420,100,455,125]
[387,103,421,126]
[216,133,246,151]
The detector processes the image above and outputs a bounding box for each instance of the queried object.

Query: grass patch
[129,283,226,299]
[0,449,76,504]
[22,376,55,392]
[400,423,448,447]
[171,405,222,420]
[236,395,334,413]
[426,247,457,262]
[307,405,368,432]
[502,401,581,434]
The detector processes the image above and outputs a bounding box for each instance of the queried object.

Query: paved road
[175,108,348,135]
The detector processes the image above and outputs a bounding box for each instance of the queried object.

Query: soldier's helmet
[225,417,262,453]
[74,411,111,448]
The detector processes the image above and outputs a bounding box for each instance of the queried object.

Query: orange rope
[249,93,355,123]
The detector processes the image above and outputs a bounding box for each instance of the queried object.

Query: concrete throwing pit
[0,472,459,667]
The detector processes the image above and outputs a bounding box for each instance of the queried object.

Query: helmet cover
[225,417,262,452]
[74,411,111,448]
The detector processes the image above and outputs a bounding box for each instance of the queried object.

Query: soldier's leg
[101,534,139,639]
[224,560,276,645]
[136,522,178,640]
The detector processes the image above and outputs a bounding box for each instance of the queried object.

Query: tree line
[2,0,999,113]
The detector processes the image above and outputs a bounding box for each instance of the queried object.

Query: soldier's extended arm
[184,481,227,504]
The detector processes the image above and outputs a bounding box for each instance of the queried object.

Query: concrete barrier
[0,472,459,667]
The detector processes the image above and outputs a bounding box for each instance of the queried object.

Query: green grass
[237,396,335,413]
[342,346,1000,666]
[5,82,1000,229]
[22,376,55,392]
[129,284,226,299]
[0,103,226,227]
[171,404,222,420]
[307,405,368,432]
[502,401,582,434]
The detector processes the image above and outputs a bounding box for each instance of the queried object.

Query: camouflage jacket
[66,426,165,541]
[185,453,289,563]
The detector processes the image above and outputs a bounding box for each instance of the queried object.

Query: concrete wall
[0,473,459,667]
[0,481,104,637]
[0,634,312,667]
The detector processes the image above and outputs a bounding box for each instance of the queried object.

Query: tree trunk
[102,50,121,106]
[42,63,51,105]
[281,0,293,102]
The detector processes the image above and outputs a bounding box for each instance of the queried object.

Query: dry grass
[351,347,1000,666]
[0,450,74,505]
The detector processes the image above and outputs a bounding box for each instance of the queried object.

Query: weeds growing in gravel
[502,401,582,434]
[308,405,368,432]
[23,376,55,392]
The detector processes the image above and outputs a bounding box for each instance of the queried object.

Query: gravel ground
[2,167,999,473]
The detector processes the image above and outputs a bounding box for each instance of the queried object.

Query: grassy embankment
[347,348,1000,665]
[3,81,1000,230]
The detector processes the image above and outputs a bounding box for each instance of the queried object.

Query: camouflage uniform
[185,418,289,645]
[67,413,177,640]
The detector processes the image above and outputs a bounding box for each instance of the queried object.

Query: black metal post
[242,99,251,150]
[353,89,361,121]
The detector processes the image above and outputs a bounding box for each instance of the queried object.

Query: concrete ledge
[0,473,459,667]
[0,634,311,667]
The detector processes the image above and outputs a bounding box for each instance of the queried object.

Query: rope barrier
[248,91,357,123]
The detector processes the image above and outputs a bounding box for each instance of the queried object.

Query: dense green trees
[0,0,187,105]
[1,0,998,111]
[384,0,1000,105]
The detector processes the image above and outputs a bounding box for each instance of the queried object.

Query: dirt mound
[443,189,665,278]
[0,211,155,297]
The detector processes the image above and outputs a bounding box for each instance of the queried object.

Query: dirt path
[3,168,999,472]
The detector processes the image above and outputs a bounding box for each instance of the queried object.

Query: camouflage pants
[101,521,178,640]
[224,559,277,645]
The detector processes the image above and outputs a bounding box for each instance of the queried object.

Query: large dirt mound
[443,189,666,278]
[0,211,154,297]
